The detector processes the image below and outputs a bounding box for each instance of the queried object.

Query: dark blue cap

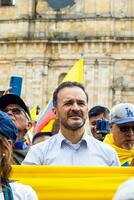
[0,111,18,143]
[0,94,31,118]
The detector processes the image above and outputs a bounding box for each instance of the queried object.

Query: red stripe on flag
[35,109,55,132]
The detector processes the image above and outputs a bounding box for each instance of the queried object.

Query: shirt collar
[57,131,89,148]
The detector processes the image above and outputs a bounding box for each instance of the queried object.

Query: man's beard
[60,118,86,131]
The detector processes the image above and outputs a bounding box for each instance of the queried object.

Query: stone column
[31,58,49,109]
[112,76,125,104]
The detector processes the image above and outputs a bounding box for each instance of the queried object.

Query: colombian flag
[35,58,84,132]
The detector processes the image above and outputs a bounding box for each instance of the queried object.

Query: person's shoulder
[10,181,32,190]
[22,134,60,165]
[31,134,58,149]
[10,182,38,199]
[113,178,134,200]
[120,178,134,188]
[89,135,116,153]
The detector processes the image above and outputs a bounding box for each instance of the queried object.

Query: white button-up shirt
[22,132,120,166]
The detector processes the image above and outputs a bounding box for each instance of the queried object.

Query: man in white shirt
[22,81,120,166]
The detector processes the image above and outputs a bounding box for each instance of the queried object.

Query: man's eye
[78,102,86,106]
[92,123,96,126]
[65,102,72,106]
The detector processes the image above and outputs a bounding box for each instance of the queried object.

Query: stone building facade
[0,0,134,110]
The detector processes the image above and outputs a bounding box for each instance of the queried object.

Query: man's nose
[127,128,134,136]
[71,103,80,110]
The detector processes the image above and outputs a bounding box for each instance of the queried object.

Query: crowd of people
[0,81,134,199]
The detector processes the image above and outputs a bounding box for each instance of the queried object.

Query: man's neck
[60,127,85,144]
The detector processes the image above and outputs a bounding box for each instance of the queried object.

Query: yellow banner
[11,166,134,200]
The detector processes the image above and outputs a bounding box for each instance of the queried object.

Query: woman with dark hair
[0,111,38,200]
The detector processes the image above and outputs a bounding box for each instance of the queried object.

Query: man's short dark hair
[32,132,52,144]
[88,106,110,119]
[53,81,88,107]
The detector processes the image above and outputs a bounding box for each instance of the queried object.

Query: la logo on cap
[125,107,134,117]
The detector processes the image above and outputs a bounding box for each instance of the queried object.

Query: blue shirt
[22,132,120,166]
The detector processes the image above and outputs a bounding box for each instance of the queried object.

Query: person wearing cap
[104,103,134,166]
[0,94,32,164]
[0,111,38,200]
[112,178,134,200]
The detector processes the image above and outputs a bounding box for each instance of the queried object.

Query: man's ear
[52,108,58,119]
[27,121,32,130]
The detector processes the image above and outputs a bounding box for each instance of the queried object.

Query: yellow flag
[41,119,55,132]
[62,58,84,83]
[30,105,39,122]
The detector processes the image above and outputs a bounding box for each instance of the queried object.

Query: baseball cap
[0,111,18,143]
[113,178,134,200]
[110,103,134,124]
[0,94,31,118]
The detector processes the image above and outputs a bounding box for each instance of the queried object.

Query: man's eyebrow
[62,99,73,104]
[77,99,86,102]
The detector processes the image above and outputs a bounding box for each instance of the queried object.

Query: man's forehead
[5,104,21,109]
[90,113,104,120]
[58,87,86,97]
[58,94,87,103]
[62,97,86,102]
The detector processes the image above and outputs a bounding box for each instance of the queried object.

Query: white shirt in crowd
[22,132,120,166]
[0,182,38,200]
[113,178,134,200]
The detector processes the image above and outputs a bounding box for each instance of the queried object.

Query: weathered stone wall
[0,0,134,110]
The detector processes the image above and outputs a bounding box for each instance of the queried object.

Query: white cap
[113,178,134,200]
[110,103,134,124]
